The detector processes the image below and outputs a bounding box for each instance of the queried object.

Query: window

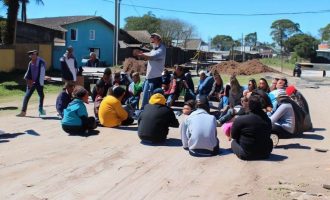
[89,30,95,40]
[70,28,78,41]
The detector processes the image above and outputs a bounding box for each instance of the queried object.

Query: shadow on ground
[300,133,324,140]
[0,106,18,111]
[275,143,311,150]
[141,138,182,147]
[68,130,100,137]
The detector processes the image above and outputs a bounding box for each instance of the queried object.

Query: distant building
[28,16,116,69]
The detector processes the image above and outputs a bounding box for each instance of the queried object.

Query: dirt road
[0,75,329,200]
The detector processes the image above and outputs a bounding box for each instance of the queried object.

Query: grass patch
[260,58,295,70]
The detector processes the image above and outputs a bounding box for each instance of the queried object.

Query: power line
[102,0,330,16]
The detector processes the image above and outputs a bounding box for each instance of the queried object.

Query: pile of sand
[209,59,278,75]
[122,58,147,75]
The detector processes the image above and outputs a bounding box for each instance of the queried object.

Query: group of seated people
[55,66,313,160]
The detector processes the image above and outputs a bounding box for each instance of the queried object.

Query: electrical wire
[102,0,330,16]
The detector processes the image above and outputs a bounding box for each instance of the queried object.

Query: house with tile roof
[28,16,117,69]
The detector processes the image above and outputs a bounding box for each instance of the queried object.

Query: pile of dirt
[209,59,278,75]
[122,58,147,75]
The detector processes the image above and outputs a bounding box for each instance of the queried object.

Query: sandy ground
[0,73,330,200]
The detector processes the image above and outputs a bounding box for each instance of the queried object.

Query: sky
[1,0,330,43]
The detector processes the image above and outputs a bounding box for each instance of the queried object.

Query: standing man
[60,46,78,82]
[17,50,47,117]
[136,33,166,109]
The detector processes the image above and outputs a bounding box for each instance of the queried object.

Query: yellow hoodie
[99,95,128,127]
[149,93,166,105]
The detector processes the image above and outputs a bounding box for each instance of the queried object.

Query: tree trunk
[21,0,27,22]
[4,0,19,44]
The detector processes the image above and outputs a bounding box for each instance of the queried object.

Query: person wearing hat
[181,95,219,157]
[61,86,97,135]
[135,33,166,109]
[138,93,179,143]
[269,89,304,138]
[60,46,78,82]
[231,95,273,160]
[17,50,47,117]
[56,81,75,118]
[286,85,313,131]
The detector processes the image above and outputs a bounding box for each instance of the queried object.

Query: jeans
[21,84,44,112]
[141,77,162,109]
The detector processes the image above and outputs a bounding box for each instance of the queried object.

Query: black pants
[231,139,272,160]
[139,135,167,144]
[121,117,134,126]
[272,124,293,138]
[189,145,219,157]
[62,117,96,135]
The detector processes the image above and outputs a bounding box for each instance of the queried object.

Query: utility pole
[114,0,121,66]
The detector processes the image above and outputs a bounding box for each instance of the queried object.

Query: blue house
[28,16,115,69]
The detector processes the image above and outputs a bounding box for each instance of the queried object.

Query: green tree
[3,0,19,44]
[211,35,234,51]
[244,32,257,46]
[20,0,44,23]
[285,33,319,59]
[2,0,44,44]
[319,24,330,41]
[124,12,161,34]
[270,19,301,53]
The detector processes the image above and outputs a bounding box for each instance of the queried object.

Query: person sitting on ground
[286,85,313,131]
[166,65,190,107]
[86,52,100,67]
[243,78,257,97]
[218,84,231,111]
[216,75,244,126]
[61,86,97,135]
[93,79,105,122]
[269,77,288,109]
[138,92,179,143]
[181,95,219,157]
[231,95,273,160]
[208,73,224,102]
[91,67,113,101]
[182,99,196,117]
[269,78,279,92]
[126,72,143,109]
[270,90,304,138]
[56,81,75,118]
[258,78,271,93]
[98,86,134,128]
[221,96,250,140]
[196,70,214,96]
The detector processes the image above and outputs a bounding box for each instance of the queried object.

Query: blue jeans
[21,84,44,112]
[141,77,162,109]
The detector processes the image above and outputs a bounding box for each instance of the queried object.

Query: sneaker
[270,133,279,147]
[38,109,46,116]
[16,111,26,117]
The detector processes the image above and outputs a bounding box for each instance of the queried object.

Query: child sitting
[56,81,75,118]
[126,72,143,109]
[94,79,105,123]
[61,86,97,135]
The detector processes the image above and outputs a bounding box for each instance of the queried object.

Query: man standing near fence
[17,50,48,117]
[136,33,166,109]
